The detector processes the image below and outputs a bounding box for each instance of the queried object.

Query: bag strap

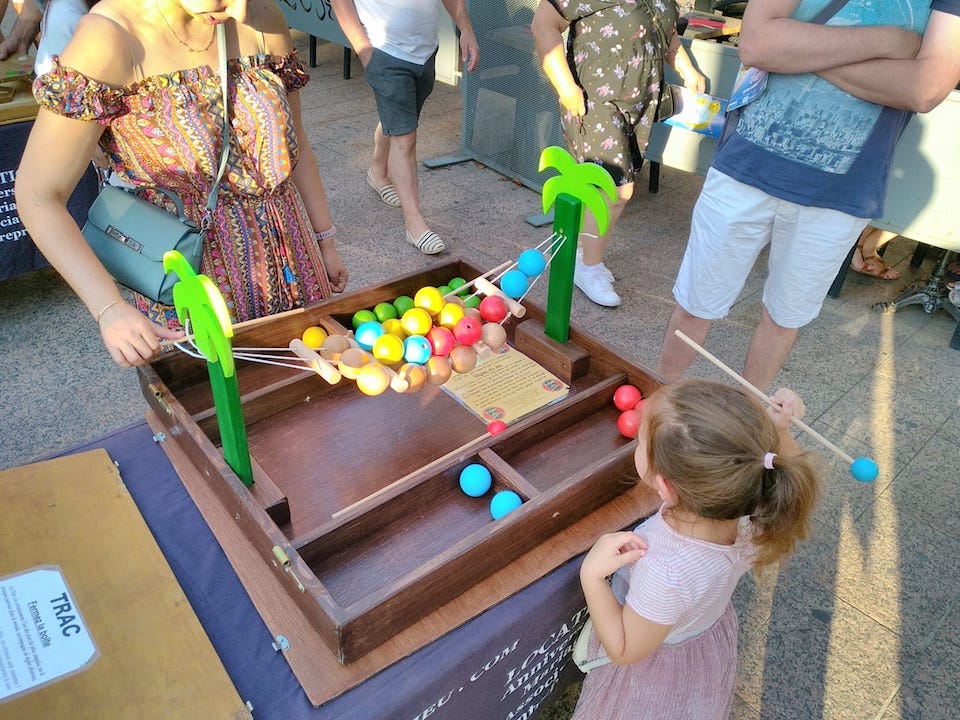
[202,22,231,230]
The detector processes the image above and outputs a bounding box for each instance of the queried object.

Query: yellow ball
[372,333,405,365]
[401,307,434,336]
[301,325,328,349]
[437,302,465,330]
[414,286,445,316]
[382,318,406,337]
[356,363,391,396]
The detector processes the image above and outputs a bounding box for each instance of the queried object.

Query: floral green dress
[34,52,332,327]
[549,0,680,185]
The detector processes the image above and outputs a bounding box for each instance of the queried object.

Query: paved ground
[2,29,959,720]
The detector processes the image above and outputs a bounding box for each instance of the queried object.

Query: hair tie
[763,452,777,470]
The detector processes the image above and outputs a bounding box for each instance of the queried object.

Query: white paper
[0,565,99,704]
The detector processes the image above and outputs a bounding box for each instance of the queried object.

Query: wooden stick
[673,330,855,465]
[443,260,513,299]
[331,433,491,518]
[289,339,342,385]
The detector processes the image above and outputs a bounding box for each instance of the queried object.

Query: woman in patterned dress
[532,0,703,308]
[16,0,349,368]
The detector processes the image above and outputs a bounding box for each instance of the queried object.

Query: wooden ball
[481,322,507,350]
[426,355,452,385]
[449,344,478,373]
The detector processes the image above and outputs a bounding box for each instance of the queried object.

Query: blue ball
[490,490,522,520]
[517,249,547,277]
[354,320,384,351]
[459,463,492,497]
[403,335,432,364]
[499,270,529,299]
[850,457,879,482]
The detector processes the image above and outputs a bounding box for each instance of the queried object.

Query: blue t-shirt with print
[713,0,960,219]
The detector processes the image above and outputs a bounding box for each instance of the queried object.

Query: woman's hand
[581,531,647,583]
[98,301,184,368]
[320,243,349,293]
[680,67,706,94]
[559,86,586,117]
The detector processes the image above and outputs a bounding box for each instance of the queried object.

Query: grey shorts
[365,48,437,136]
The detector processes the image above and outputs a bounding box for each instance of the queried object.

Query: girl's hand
[581,531,647,583]
[98,301,184,368]
[767,387,806,431]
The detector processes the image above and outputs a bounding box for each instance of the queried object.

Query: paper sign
[663,87,728,139]
[727,65,768,112]
[441,343,569,425]
[0,566,99,704]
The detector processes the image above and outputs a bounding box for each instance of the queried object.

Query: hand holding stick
[673,330,879,482]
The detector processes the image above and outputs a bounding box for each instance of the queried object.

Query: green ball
[463,295,481,309]
[373,302,398,322]
[437,285,452,297]
[448,277,468,296]
[393,295,415,316]
[352,309,377,329]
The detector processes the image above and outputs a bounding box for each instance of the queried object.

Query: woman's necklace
[158,6,216,53]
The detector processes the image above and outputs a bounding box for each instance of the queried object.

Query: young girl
[572,378,820,720]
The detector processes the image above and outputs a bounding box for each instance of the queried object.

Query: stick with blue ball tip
[673,330,880,482]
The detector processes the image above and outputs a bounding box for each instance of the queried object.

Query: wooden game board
[139,258,662,702]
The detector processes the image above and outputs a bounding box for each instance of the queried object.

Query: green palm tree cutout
[538,146,616,342]
[163,250,253,486]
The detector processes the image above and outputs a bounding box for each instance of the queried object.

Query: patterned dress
[549,0,679,185]
[34,52,332,326]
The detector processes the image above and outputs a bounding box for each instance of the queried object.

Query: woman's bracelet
[96,299,125,326]
[315,226,337,242]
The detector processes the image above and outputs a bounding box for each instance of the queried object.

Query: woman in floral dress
[532,0,703,308]
[16,0,348,368]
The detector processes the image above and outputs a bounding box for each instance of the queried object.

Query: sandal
[850,243,900,280]
[946,261,960,282]
[405,229,446,255]
[366,169,401,208]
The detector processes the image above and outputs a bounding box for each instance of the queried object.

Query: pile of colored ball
[458,463,523,520]
[302,276,513,397]
[613,383,646,439]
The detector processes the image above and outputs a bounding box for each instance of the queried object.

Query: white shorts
[673,169,869,328]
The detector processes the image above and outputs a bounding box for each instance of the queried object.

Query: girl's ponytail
[750,452,820,568]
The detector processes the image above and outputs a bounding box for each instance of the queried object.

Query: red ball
[454,316,483,345]
[617,409,640,439]
[427,326,456,357]
[479,295,508,323]
[613,384,642,412]
[487,420,508,435]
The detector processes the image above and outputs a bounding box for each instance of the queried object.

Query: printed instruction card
[0,565,98,704]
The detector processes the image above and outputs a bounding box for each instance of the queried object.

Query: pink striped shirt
[613,505,756,644]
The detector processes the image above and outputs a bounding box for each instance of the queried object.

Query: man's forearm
[817,11,960,113]
[738,0,921,73]
[329,0,372,59]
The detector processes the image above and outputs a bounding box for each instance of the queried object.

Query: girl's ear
[655,475,678,505]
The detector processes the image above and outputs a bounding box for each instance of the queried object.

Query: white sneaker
[574,261,621,307]
[575,248,615,282]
